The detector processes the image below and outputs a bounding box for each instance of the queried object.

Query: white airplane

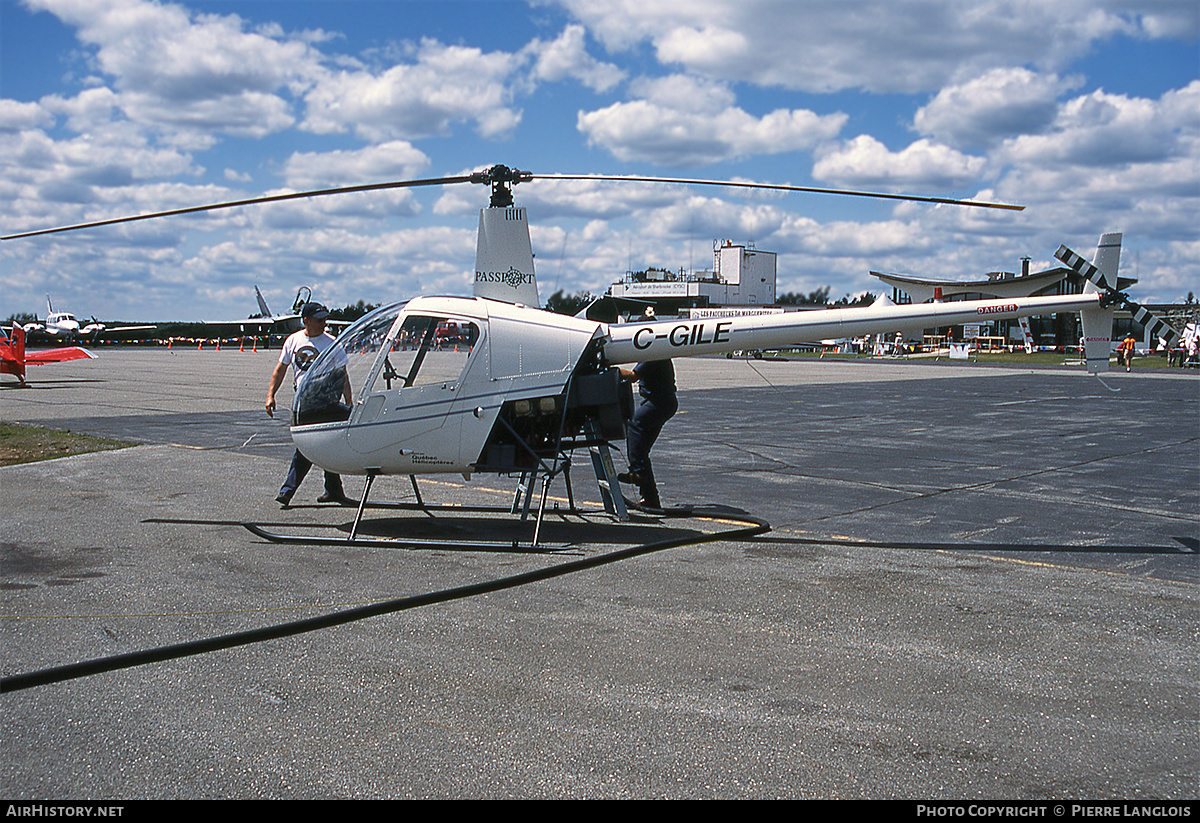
[22,295,154,343]
[2,166,1182,547]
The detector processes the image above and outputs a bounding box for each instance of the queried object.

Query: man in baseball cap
[265,301,352,506]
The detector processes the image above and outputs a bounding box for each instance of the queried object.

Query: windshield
[293,301,407,426]
[294,299,483,426]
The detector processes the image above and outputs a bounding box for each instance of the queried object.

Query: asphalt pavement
[1,348,1196,798]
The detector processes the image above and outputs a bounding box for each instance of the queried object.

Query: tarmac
[1,347,1197,799]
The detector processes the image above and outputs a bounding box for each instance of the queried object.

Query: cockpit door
[345,312,482,466]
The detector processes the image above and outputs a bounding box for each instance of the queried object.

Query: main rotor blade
[1,174,476,240]
[533,173,1025,211]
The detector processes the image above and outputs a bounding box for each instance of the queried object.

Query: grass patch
[0,423,134,467]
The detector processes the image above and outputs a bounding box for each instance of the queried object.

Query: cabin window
[384,315,479,390]
[338,303,406,399]
[319,304,482,416]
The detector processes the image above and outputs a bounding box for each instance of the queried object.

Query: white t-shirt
[279,329,347,390]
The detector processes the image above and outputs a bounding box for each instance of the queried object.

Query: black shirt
[633,359,676,402]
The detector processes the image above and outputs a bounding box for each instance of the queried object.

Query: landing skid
[241,521,577,554]
[242,473,764,554]
[244,470,628,553]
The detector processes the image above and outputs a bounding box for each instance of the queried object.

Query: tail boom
[603,294,1102,365]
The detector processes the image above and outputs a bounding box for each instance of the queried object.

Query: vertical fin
[255,285,272,318]
[474,206,539,307]
[1089,232,1123,291]
[12,323,27,382]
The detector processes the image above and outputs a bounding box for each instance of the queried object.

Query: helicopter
[2,165,1181,544]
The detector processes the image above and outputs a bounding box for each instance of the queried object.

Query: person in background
[1118,332,1136,372]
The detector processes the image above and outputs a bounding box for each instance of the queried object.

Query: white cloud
[281,141,430,190]
[997,85,1197,168]
[813,136,987,189]
[0,99,55,132]
[26,0,317,141]
[7,0,1198,319]
[527,24,625,92]
[546,0,1182,93]
[913,68,1079,149]
[301,39,523,140]
[577,75,846,166]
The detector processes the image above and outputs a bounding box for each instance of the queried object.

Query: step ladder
[510,418,628,524]
[584,417,628,521]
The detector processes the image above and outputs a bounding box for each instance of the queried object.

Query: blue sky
[1,0,1197,321]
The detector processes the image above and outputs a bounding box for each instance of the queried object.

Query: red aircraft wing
[25,347,97,365]
[1,324,96,383]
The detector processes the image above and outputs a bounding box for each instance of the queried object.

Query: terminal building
[607,240,776,316]
[870,257,1098,349]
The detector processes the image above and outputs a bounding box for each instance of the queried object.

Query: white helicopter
[2,165,1181,546]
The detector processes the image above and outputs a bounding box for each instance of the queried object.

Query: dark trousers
[280,449,344,499]
[626,395,678,506]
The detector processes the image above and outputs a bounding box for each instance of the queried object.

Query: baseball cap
[301,302,330,320]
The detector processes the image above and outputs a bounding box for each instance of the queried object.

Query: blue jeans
[626,394,678,506]
[280,450,344,499]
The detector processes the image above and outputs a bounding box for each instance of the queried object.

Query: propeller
[1055,244,1181,347]
[2,164,1021,241]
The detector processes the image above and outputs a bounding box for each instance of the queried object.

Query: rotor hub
[471,165,532,208]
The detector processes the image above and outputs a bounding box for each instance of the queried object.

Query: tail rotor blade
[1055,244,1116,290]
[1056,244,1182,347]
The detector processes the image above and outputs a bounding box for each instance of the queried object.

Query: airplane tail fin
[12,323,26,364]
[3,324,28,381]
[255,286,273,318]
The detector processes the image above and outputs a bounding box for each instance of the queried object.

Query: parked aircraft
[21,295,154,344]
[200,285,351,339]
[1,323,95,384]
